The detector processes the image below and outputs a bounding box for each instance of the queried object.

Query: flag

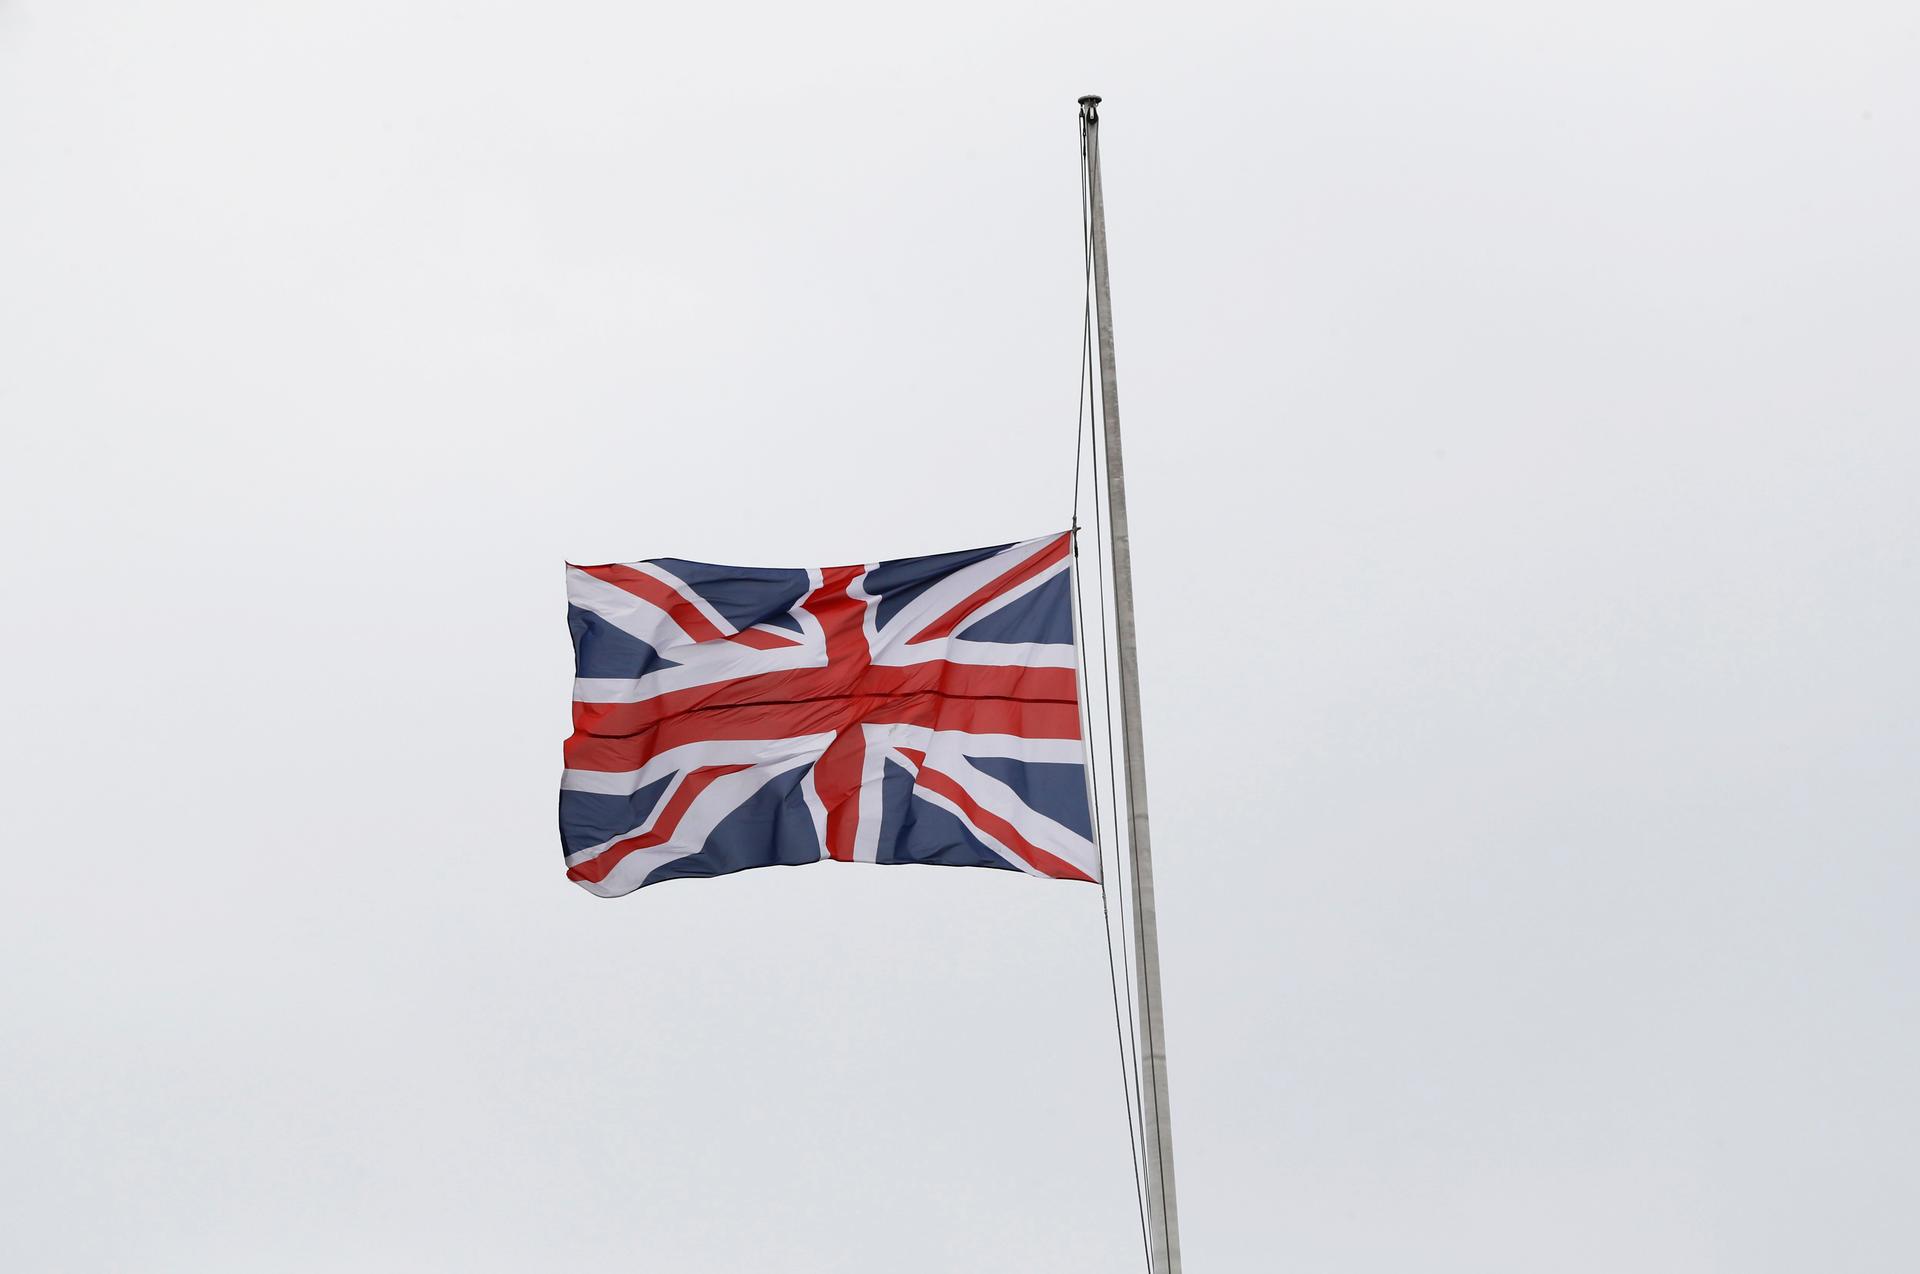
[561,532,1098,896]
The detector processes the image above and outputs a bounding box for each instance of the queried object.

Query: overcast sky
[4,2,1917,1271]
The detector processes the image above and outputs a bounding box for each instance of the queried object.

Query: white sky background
[3,2,1917,1270]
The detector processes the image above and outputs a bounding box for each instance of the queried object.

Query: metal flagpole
[1079,94,1183,1274]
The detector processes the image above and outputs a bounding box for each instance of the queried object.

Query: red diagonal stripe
[915,765,1093,882]
[566,763,750,885]
[906,533,1071,645]
[578,564,728,643]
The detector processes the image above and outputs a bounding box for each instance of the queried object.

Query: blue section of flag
[958,573,1075,644]
[963,755,1093,840]
[874,759,1020,871]
[559,774,675,856]
[643,765,822,885]
[866,542,1012,628]
[569,605,677,679]
[650,559,808,634]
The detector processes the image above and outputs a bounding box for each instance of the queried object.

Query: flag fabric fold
[560,532,1097,896]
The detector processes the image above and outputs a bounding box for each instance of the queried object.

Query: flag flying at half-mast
[561,533,1097,896]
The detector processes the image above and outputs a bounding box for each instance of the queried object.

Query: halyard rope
[1076,109,1155,1274]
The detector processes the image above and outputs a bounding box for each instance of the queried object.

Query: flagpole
[1079,94,1183,1274]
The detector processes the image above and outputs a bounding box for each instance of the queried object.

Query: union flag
[561,534,1097,896]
